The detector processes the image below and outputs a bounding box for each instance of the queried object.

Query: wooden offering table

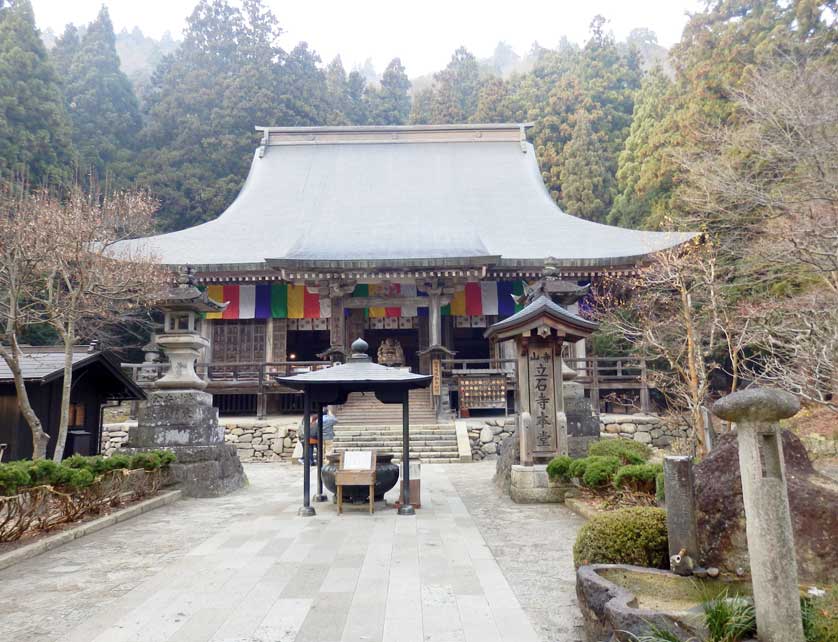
[336,450,377,514]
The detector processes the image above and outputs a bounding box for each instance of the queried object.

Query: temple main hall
[123,124,693,419]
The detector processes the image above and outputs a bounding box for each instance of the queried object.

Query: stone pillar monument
[128,268,247,497]
[485,270,597,503]
[713,388,805,642]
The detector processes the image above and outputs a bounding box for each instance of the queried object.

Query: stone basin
[320,452,399,503]
[576,564,753,642]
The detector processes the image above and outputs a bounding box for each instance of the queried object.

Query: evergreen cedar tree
[0,0,74,185]
[0,0,832,237]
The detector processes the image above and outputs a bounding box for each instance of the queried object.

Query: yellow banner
[287,284,305,319]
[205,285,224,319]
[368,284,386,318]
[450,289,466,316]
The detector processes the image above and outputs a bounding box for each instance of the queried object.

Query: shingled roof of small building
[117,124,696,271]
[0,346,145,399]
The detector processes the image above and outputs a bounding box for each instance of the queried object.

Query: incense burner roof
[119,124,696,272]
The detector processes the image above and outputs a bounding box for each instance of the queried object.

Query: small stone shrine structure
[713,388,805,642]
[485,274,597,503]
[128,268,247,497]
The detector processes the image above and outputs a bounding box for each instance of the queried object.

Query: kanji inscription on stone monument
[528,340,557,455]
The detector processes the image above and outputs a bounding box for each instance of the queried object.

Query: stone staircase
[335,390,437,425]
[332,424,461,464]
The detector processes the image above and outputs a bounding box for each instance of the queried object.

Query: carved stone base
[510,464,572,504]
[121,444,247,498]
[128,389,246,497]
[132,390,223,447]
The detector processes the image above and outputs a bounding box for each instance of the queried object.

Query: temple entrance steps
[331,424,462,464]
[334,390,438,426]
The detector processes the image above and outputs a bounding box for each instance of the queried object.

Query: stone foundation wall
[464,416,517,461]
[102,418,304,462]
[599,413,689,449]
[101,422,132,455]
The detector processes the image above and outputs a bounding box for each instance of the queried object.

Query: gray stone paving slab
[0,461,582,642]
[442,464,586,642]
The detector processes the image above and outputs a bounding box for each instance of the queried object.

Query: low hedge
[573,506,669,568]
[613,463,664,494]
[581,456,622,488]
[0,451,175,496]
[546,455,573,481]
[587,439,651,465]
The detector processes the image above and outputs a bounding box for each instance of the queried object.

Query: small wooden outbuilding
[0,346,145,461]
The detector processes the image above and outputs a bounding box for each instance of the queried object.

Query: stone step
[335,449,460,461]
[333,431,455,438]
[333,437,456,443]
[332,444,457,452]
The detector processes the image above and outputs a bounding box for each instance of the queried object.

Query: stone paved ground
[0,461,584,642]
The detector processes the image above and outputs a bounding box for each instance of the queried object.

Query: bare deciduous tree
[592,238,751,455]
[0,182,165,461]
[0,185,55,458]
[679,50,838,409]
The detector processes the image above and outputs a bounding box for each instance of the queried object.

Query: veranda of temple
[120,124,694,420]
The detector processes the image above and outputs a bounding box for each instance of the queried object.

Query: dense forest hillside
[2,0,832,236]
[1,0,834,409]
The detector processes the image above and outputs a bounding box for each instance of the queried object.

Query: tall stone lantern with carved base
[485,292,597,503]
[126,268,247,497]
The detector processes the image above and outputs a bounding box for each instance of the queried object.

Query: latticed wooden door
[212,321,267,374]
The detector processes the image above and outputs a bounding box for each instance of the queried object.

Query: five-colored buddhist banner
[203,281,525,320]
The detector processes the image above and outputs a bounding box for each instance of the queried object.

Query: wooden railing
[121,360,330,418]
[563,356,651,413]
[122,354,652,417]
[438,355,651,414]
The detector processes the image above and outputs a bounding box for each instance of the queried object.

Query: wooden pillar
[428,290,442,347]
[330,295,345,350]
[345,309,365,350]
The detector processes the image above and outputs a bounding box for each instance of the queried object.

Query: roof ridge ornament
[349,337,370,362]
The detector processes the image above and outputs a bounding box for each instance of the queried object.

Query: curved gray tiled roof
[118,125,695,269]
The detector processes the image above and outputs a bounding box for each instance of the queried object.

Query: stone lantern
[153,271,214,390]
[127,267,247,497]
[485,279,597,503]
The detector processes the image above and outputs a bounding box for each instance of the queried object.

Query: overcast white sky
[32,0,701,77]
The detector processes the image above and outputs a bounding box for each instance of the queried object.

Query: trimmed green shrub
[129,451,164,471]
[546,455,573,481]
[572,506,669,568]
[0,451,174,495]
[52,466,95,490]
[27,459,60,484]
[581,456,622,488]
[613,463,664,494]
[0,462,32,495]
[655,471,665,504]
[105,454,135,471]
[568,457,590,479]
[588,439,651,465]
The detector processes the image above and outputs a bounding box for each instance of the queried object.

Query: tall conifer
[60,7,142,186]
[0,0,73,184]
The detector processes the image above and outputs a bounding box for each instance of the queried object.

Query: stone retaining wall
[599,413,689,449]
[102,418,304,462]
[464,416,517,461]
